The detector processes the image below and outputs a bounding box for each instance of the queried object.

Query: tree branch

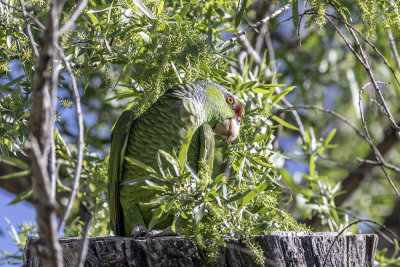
[57,47,85,232]
[217,4,290,50]
[28,0,68,265]
[59,0,89,34]
[19,0,39,60]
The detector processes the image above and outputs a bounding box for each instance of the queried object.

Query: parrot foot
[147,226,177,238]
[131,225,148,239]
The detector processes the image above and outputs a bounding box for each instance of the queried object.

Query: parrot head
[201,82,242,143]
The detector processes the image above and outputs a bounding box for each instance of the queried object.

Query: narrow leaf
[179,4,190,18]
[271,115,300,131]
[324,128,336,147]
[309,153,315,179]
[148,205,164,230]
[132,0,155,19]
[0,170,30,180]
[194,203,206,224]
[272,86,296,105]
[8,188,33,205]
[292,0,299,29]
[179,129,194,170]
[0,156,29,170]
[235,0,247,28]
[125,157,156,173]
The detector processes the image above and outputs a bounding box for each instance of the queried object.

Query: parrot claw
[131,225,148,239]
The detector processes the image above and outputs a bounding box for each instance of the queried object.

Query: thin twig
[57,47,85,231]
[50,58,60,199]
[237,35,306,144]
[329,1,400,135]
[0,0,45,30]
[356,158,400,173]
[217,4,290,50]
[69,61,101,68]
[59,0,89,34]
[325,13,400,90]
[322,219,400,267]
[325,16,368,69]
[277,105,366,139]
[278,103,400,176]
[19,0,39,60]
[77,215,93,267]
[384,17,400,72]
[359,83,400,198]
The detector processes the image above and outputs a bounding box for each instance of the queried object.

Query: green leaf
[179,129,194,171]
[235,0,247,28]
[271,115,300,131]
[272,86,296,105]
[292,0,299,29]
[148,195,169,205]
[240,81,257,91]
[179,4,190,18]
[238,181,268,211]
[175,14,183,24]
[324,128,336,147]
[250,157,274,168]
[0,156,29,170]
[0,143,9,158]
[125,157,156,173]
[148,205,164,230]
[0,170,30,180]
[252,87,273,94]
[8,188,33,205]
[132,0,155,19]
[121,175,153,186]
[87,13,99,25]
[194,203,206,224]
[309,154,316,179]
[250,223,268,235]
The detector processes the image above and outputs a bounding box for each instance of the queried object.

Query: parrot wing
[108,109,135,235]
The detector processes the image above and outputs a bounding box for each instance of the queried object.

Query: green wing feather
[107,109,135,235]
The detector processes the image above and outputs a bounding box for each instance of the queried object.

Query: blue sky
[0,189,36,266]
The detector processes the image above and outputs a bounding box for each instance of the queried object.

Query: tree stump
[23,231,378,267]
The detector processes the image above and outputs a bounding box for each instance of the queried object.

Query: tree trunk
[24,231,378,267]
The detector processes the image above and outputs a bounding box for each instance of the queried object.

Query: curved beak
[213,117,240,143]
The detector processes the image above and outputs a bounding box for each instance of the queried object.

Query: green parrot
[108,81,242,236]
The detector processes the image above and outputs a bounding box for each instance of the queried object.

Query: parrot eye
[226,96,234,105]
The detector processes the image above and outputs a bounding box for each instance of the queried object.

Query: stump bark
[23,231,378,267]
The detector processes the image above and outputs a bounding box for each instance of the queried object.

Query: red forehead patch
[234,102,243,118]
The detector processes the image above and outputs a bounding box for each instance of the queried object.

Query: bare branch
[57,47,85,231]
[356,158,400,173]
[59,0,89,34]
[28,0,68,265]
[77,215,93,267]
[325,13,400,90]
[28,136,63,267]
[384,18,400,72]
[0,0,45,30]
[69,61,101,68]
[329,1,400,135]
[19,0,39,60]
[322,219,400,267]
[277,105,366,140]
[358,83,400,199]
[217,4,290,50]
